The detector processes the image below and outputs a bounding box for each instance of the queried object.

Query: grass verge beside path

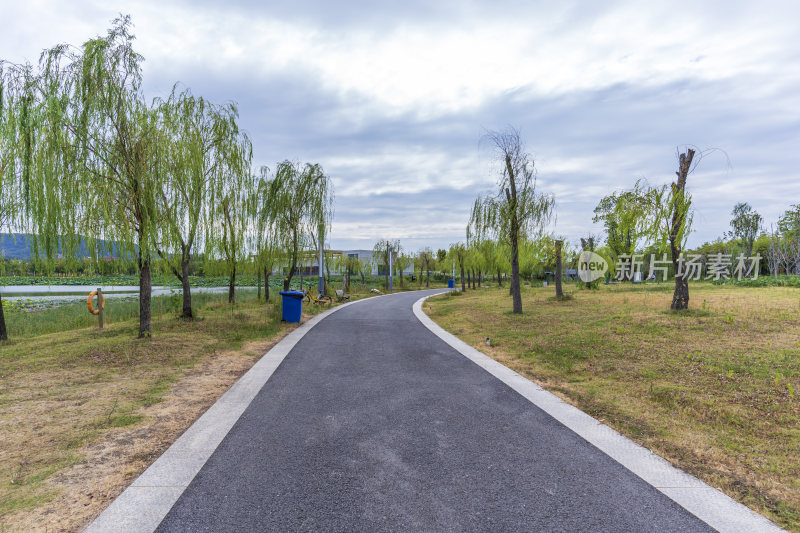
[0,286,395,532]
[426,283,800,531]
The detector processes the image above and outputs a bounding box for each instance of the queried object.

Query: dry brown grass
[426,283,800,531]
[0,295,323,532]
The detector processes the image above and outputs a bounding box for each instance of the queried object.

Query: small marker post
[97,287,104,329]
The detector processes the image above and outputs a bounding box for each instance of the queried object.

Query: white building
[341,249,416,276]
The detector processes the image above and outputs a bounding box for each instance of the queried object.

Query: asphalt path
[155,289,713,532]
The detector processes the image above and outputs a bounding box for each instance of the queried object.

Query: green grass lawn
[426,282,800,531]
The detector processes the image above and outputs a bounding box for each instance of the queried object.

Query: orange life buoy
[87,290,105,315]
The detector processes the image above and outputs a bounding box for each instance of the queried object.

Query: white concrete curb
[84,298,361,533]
[413,294,784,533]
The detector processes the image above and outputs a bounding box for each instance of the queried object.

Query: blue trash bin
[447,279,455,288]
[280,291,304,323]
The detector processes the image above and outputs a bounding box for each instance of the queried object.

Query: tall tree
[355,255,370,287]
[554,239,564,298]
[372,239,398,289]
[417,247,434,288]
[777,205,800,241]
[727,202,762,258]
[776,205,800,275]
[208,134,253,305]
[449,243,467,292]
[471,127,555,313]
[394,251,411,288]
[0,63,24,341]
[32,17,161,337]
[579,235,596,288]
[478,239,502,287]
[253,174,281,302]
[647,149,696,311]
[266,161,333,291]
[593,187,649,258]
[153,88,243,317]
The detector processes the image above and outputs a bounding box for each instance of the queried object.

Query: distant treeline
[0,233,122,261]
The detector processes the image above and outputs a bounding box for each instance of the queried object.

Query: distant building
[341,249,415,276]
[264,249,415,277]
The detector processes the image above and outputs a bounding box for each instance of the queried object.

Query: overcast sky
[3,1,798,251]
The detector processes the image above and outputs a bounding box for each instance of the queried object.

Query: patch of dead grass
[11,336,287,533]
[0,299,285,532]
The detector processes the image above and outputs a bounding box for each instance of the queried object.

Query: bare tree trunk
[671,245,689,311]
[0,293,7,341]
[460,265,466,292]
[467,270,471,290]
[228,264,236,304]
[511,236,522,313]
[555,239,564,298]
[181,259,193,319]
[257,267,262,301]
[264,268,270,302]
[669,149,695,311]
[426,267,430,288]
[497,268,502,287]
[138,256,152,338]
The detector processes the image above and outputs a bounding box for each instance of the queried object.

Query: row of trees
[451,137,793,314]
[593,161,800,300]
[0,18,333,340]
[444,135,701,312]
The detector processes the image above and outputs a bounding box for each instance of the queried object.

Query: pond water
[0,285,235,311]
[0,284,142,295]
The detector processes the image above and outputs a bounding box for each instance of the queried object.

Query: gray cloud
[144,61,800,251]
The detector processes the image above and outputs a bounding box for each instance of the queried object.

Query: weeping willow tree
[253,171,281,302]
[479,238,507,287]
[0,62,26,341]
[471,128,555,314]
[206,131,253,305]
[266,161,333,291]
[153,87,243,317]
[22,17,162,338]
[448,242,467,292]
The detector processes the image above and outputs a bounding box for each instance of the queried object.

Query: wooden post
[97,287,104,329]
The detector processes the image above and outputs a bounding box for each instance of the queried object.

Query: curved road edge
[413,293,783,533]
[84,296,368,533]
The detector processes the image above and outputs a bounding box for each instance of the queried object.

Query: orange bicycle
[303,289,332,305]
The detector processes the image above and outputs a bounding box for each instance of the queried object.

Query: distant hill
[0,234,34,259]
[0,233,121,260]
